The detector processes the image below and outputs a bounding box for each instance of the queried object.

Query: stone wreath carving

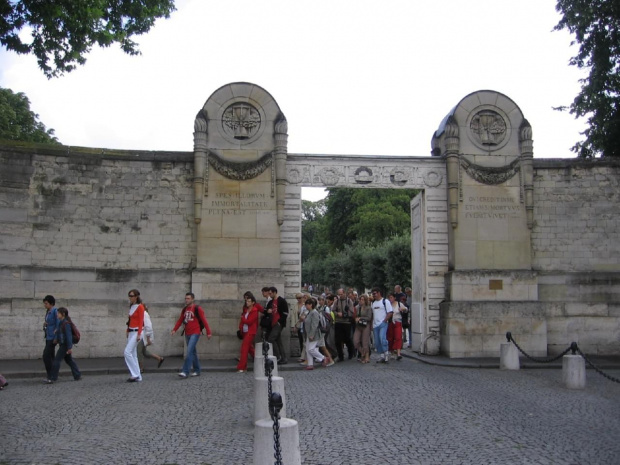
[317,167,342,186]
[460,157,520,185]
[208,152,273,181]
[423,170,443,188]
[390,168,409,186]
[354,166,374,184]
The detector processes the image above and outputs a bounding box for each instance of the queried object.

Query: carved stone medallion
[390,168,409,186]
[287,167,308,184]
[222,103,261,140]
[353,166,374,184]
[316,167,342,186]
[466,106,511,151]
[423,170,443,188]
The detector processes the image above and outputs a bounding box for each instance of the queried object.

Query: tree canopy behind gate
[302,187,418,293]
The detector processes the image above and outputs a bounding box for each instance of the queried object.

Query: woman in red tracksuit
[236,291,262,373]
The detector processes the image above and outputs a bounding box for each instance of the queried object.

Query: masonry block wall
[0,144,196,359]
[2,143,620,359]
[532,159,620,355]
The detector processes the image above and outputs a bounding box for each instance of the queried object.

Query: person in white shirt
[371,287,393,363]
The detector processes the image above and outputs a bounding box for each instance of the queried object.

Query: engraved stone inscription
[205,191,271,215]
[464,196,521,220]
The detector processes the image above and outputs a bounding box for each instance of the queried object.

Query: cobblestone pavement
[1,357,619,465]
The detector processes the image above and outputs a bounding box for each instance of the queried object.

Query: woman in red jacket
[125,289,145,382]
[237,291,262,373]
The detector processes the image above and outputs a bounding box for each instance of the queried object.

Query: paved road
[1,357,619,465]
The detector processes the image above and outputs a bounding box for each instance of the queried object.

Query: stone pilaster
[520,119,534,229]
[193,110,208,224]
[274,117,288,226]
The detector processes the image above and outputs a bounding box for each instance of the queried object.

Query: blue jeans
[182,334,201,375]
[373,321,388,354]
[51,344,81,381]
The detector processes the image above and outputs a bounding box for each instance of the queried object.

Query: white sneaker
[178,372,187,378]
[190,372,200,377]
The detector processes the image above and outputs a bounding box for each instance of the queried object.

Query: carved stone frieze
[208,151,273,181]
[460,157,520,185]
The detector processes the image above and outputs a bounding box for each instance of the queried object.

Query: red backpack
[62,318,81,345]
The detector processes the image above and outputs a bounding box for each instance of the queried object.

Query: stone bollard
[562,354,586,389]
[253,417,301,465]
[500,343,520,370]
[254,355,279,379]
[254,375,286,422]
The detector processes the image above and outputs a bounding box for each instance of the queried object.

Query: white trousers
[306,339,325,367]
[124,332,141,379]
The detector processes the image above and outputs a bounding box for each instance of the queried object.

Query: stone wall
[1,142,620,359]
[532,159,620,355]
[0,144,197,359]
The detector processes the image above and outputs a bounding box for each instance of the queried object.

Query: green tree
[1,0,176,78]
[324,188,418,250]
[554,0,620,158]
[0,87,60,144]
[301,199,330,261]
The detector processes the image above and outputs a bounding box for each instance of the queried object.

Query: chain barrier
[506,332,571,363]
[507,332,620,384]
[576,347,620,384]
[262,340,283,465]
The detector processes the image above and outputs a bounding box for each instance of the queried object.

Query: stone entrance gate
[1,82,619,360]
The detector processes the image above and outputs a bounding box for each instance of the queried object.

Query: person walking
[137,306,165,373]
[371,287,393,363]
[302,297,328,370]
[171,292,212,378]
[265,287,288,364]
[237,292,261,373]
[387,293,407,361]
[332,288,355,362]
[42,295,59,384]
[124,289,145,382]
[46,307,81,383]
[294,293,309,363]
[353,294,373,363]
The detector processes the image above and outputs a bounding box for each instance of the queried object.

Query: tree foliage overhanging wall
[302,187,418,293]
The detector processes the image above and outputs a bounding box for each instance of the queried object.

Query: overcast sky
[0,0,586,201]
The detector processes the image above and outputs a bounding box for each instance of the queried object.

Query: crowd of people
[32,284,412,385]
[238,284,414,370]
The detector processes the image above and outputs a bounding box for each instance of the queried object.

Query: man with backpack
[371,287,393,363]
[171,292,212,378]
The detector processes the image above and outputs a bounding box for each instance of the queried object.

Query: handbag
[357,318,368,327]
[236,329,243,340]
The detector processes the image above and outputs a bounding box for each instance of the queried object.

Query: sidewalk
[2,350,619,379]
